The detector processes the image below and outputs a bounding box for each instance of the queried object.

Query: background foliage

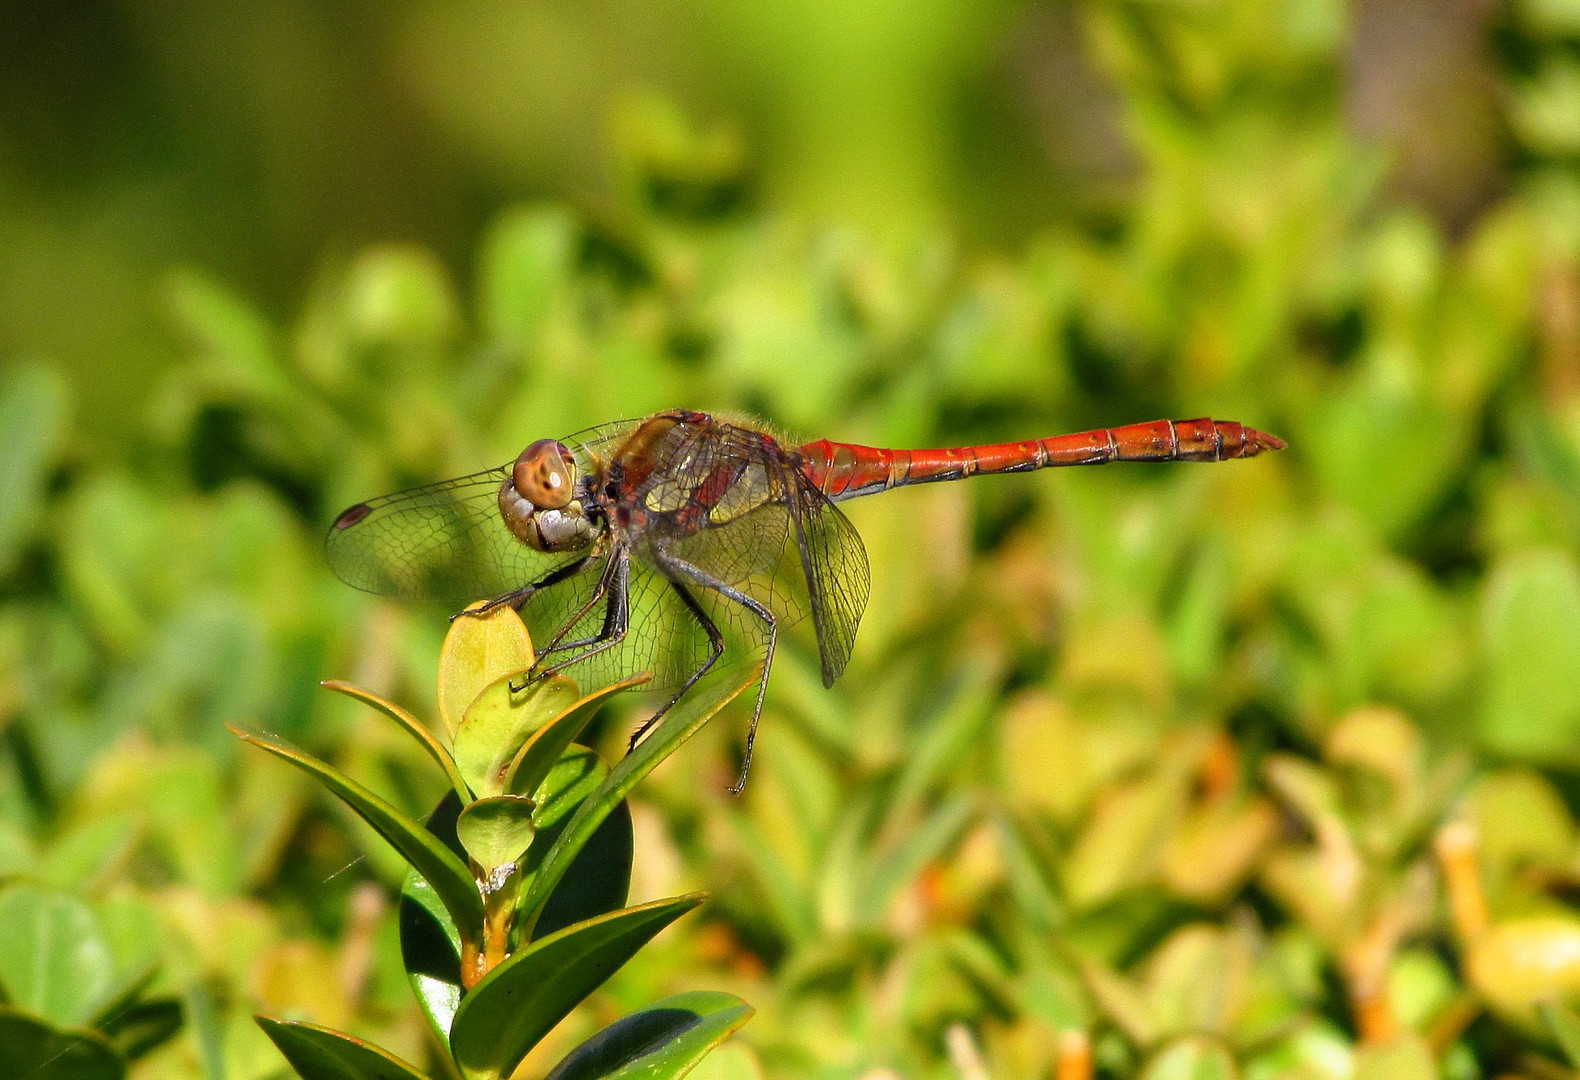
[5,0,1580,1077]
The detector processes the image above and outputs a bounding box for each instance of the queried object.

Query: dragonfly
[328,409,1284,791]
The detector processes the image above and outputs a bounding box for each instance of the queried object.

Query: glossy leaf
[0,884,115,1027]
[400,802,465,1055]
[230,724,485,942]
[0,1007,124,1080]
[503,672,651,798]
[544,991,754,1080]
[454,671,579,797]
[401,872,463,1049]
[518,667,759,937]
[456,795,537,875]
[437,603,536,740]
[321,680,470,803]
[450,895,705,1080]
[256,1015,433,1080]
[523,750,634,940]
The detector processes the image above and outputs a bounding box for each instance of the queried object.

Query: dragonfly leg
[537,545,624,655]
[649,551,777,795]
[452,550,603,623]
[624,579,726,752]
[522,545,632,686]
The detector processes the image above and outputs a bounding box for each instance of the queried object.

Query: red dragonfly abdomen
[798,417,1285,501]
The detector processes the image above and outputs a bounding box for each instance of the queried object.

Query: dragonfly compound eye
[513,439,577,510]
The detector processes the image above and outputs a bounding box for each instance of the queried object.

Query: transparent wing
[790,476,870,686]
[325,466,584,603]
[650,423,870,687]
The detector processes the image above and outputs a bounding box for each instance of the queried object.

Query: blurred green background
[6,0,1580,1077]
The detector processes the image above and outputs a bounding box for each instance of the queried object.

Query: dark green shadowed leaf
[401,872,463,1051]
[256,1016,433,1080]
[229,725,485,942]
[0,885,116,1028]
[449,895,705,1080]
[97,997,183,1063]
[520,748,633,940]
[545,991,754,1080]
[0,1007,124,1080]
[399,793,468,1051]
[518,667,759,937]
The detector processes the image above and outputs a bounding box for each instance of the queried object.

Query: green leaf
[456,795,537,876]
[450,895,705,1080]
[321,680,470,804]
[229,725,484,942]
[855,790,975,924]
[0,362,70,575]
[0,884,116,1027]
[0,1007,124,1080]
[1351,1034,1438,1080]
[454,672,579,798]
[544,991,754,1080]
[400,795,466,1056]
[518,667,759,937]
[1478,549,1580,762]
[98,998,183,1063]
[1139,1035,1240,1080]
[437,604,536,740]
[524,750,633,940]
[256,1015,433,1080]
[503,673,651,798]
[401,870,463,1051]
[1540,1000,1580,1066]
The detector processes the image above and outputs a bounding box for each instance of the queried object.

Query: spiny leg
[649,550,777,795]
[451,550,603,622]
[525,544,632,684]
[624,578,726,751]
[538,543,624,655]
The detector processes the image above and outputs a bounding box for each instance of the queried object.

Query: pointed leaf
[450,895,705,1080]
[457,796,537,876]
[0,1007,124,1080]
[504,673,652,797]
[322,680,469,803]
[0,885,116,1027]
[98,998,183,1063]
[438,603,535,740]
[454,672,579,797]
[519,667,759,937]
[400,795,467,1051]
[256,1015,433,1080]
[544,991,754,1080]
[524,750,633,939]
[401,871,463,1051]
[230,725,484,941]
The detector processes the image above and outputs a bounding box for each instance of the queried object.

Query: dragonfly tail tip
[1246,427,1287,455]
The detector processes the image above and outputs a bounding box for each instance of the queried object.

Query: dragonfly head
[499,440,598,552]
